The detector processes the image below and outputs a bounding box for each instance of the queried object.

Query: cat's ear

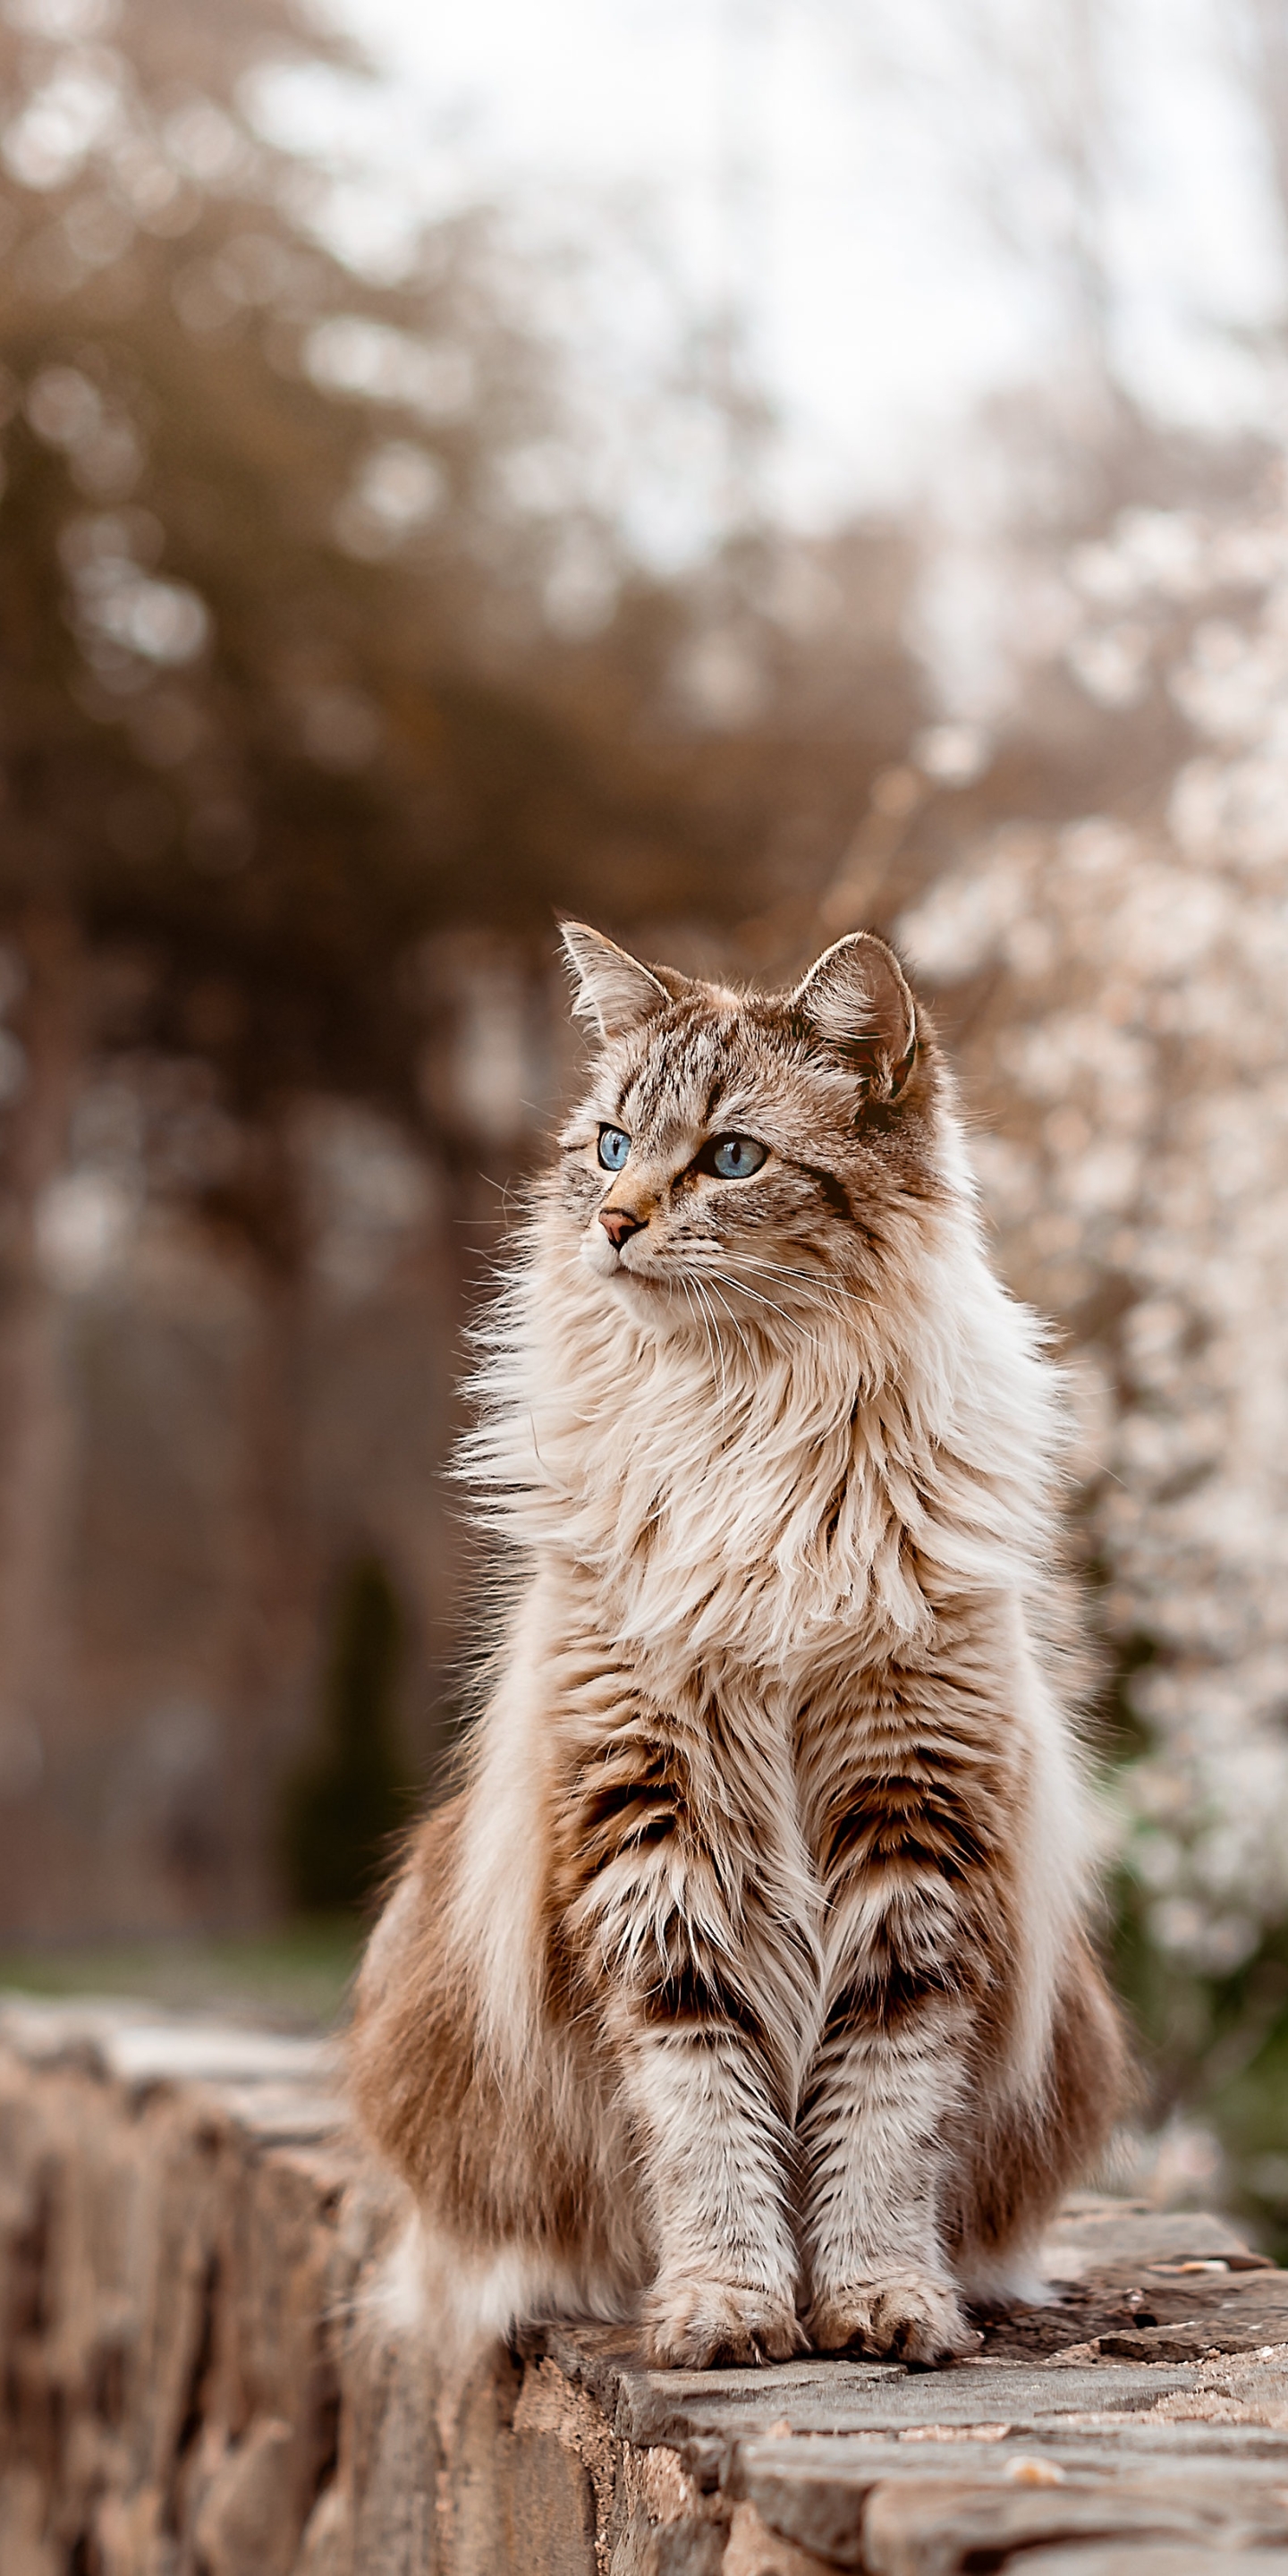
[560,922,679,1040]
[792,932,919,1097]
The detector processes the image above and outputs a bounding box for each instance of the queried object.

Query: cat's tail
[362,2204,538,2372]
[946,1936,1130,2308]
[362,2200,638,2378]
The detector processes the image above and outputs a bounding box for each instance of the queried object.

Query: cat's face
[553,926,945,1329]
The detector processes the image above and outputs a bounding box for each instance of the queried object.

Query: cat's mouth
[583,1225,668,1288]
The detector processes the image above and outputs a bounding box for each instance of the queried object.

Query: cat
[350,922,1125,2370]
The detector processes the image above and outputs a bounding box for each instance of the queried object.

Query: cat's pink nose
[599,1207,644,1250]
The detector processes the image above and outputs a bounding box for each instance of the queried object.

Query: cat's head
[552,923,950,1328]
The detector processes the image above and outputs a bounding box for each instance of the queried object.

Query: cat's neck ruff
[463,1160,1064,1691]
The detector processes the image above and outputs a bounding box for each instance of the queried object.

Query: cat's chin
[580,1230,666,1293]
[579,1232,685,1321]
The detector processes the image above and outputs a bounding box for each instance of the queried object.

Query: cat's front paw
[643,2275,806,2370]
[808,2268,979,2367]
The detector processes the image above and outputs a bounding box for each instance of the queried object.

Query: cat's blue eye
[709,1135,767,1181]
[597,1126,631,1171]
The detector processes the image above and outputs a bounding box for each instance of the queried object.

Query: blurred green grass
[1114,1887,1288,2259]
[0,1914,364,2032]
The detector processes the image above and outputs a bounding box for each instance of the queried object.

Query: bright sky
[270,0,1285,540]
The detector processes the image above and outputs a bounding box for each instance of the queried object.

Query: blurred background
[1,0,1287,2237]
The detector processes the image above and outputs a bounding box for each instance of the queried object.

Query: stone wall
[4,1996,1288,2576]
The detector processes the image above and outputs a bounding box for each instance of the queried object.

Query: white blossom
[899,471,1288,1965]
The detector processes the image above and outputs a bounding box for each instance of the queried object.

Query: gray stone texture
[4,1997,1288,2573]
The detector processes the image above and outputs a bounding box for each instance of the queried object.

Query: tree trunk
[225,1111,317,1924]
[0,906,84,1932]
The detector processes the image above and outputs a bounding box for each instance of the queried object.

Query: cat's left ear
[792,932,919,1098]
[560,922,684,1040]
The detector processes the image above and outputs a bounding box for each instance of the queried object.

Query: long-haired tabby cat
[352,924,1124,2369]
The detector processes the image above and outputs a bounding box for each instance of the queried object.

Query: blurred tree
[0,0,555,1128]
[0,0,928,1148]
[0,0,928,1931]
[0,907,84,1827]
[280,1552,409,1911]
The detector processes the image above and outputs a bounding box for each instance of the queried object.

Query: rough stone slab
[4,1997,1288,2574]
[862,2470,1288,2576]
[521,2327,1209,2454]
[1095,2323,1273,2361]
[971,2252,1288,2365]
[1021,2553,1288,2575]
[0,1993,335,2089]
[528,2323,910,2450]
[1040,2199,1272,2273]
[733,2423,1288,2567]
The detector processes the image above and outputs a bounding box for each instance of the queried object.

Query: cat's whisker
[736,1257,876,1309]
[703,1276,755,1369]
[680,1275,707,1366]
[692,1277,731,1415]
[684,1250,828,1301]
[682,1275,724,1413]
[713,1258,876,1339]
[706,1269,801,1335]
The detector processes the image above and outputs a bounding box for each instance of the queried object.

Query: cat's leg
[557,1713,814,2368]
[798,1981,980,2364]
[629,2013,804,2368]
[796,1687,1028,2365]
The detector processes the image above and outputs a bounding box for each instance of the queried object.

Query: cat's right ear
[792,932,919,1097]
[560,923,677,1041]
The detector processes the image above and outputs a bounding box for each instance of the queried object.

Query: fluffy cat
[351,923,1124,2370]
